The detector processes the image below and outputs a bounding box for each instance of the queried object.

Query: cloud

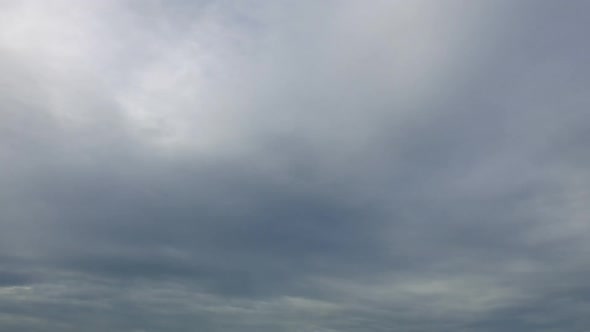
[1,0,590,331]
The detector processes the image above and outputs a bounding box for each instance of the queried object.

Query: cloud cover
[1,0,590,331]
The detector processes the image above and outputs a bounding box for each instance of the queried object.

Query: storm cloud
[1,1,590,331]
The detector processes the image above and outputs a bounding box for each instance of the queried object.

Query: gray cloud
[1,0,590,331]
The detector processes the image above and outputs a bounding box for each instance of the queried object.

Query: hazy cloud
[1,1,590,331]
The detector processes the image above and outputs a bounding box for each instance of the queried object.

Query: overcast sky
[1,1,590,331]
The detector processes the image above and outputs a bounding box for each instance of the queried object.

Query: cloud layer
[1,1,590,331]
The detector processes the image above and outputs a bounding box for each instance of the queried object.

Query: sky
[1,1,590,331]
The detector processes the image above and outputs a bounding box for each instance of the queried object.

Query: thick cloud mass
[2,1,590,331]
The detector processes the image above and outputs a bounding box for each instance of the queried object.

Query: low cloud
[1,1,590,331]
